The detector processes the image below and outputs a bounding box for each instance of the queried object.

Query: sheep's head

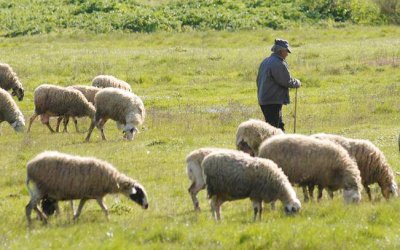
[381,181,398,199]
[12,87,24,101]
[120,181,148,209]
[41,197,57,216]
[236,140,255,156]
[11,118,25,132]
[343,188,361,203]
[123,124,138,141]
[284,198,301,215]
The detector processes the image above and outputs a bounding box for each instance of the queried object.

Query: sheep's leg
[270,202,275,210]
[73,199,87,220]
[26,197,47,225]
[96,198,109,219]
[27,113,38,133]
[302,186,309,202]
[56,117,63,133]
[308,184,315,200]
[252,200,262,221]
[210,196,224,220]
[189,182,205,211]
[317,185,323,201]
[85,121,96,142]
[364,185,372,201]
[62,115,70,133]
[98,119,108,140]
[73,117,79,133]
[328,189,334,199]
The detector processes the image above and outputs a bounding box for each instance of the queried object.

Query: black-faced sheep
[27,84,96,133]
[25,151,149,224]
[236,119,284,156]
[0,88,25,132]
[92,75,132,92]
[85,88,145,141]
[203,150,301,221]
[258,134,363,204]
[312,133,398,200]
[0,63,24,101]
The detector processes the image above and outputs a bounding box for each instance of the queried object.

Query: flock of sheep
[0,62,398,225]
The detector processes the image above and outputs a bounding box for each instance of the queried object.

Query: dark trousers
[260,104,285,132]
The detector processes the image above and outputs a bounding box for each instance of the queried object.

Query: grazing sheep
[0,63,24,101]
[27,84,95,133]
[55,85,101,133]
[92,75,132,92]
[0,88,25,132]
[203,150,301,221]
[258,134,363,204]
[85,88,145,141]
[311,133,398,200]
[25,151,149,224]
[186,147,239,211]
[236,119,284,156]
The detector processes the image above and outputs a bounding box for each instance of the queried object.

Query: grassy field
[0,25,400,249]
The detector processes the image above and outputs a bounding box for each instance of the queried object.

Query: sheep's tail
[26,175,33,197]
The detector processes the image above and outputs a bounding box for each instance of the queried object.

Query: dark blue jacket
[256,53,300,105]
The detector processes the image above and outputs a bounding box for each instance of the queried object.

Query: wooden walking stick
[293,88,298,133]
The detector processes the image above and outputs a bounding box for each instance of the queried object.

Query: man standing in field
[256,39,301,132]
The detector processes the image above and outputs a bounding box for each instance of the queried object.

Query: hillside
[0,0,398,37]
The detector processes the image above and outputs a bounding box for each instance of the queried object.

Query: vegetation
[0,0,398,37]
[0,24,399,248]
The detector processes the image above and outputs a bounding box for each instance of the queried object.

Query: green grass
[0,25,400,249]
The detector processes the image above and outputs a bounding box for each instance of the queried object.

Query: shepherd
[256,39,301,132]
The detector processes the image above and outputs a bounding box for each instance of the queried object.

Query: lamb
[85,88,145,141]
[0,63,24,101]
[236,119,284,156]
[55,85,101,133]
[25,151,149,224]
[258,134,363,204]
[27,84,96,133]
[92,75,132,92]
[186,147,239,211]
[202,150,301,221]
[311,133,398,200]
[0,88,25,132]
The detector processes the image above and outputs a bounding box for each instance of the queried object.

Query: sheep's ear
[131,187,137,194]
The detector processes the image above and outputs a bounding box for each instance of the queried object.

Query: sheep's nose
[143,204,149,209]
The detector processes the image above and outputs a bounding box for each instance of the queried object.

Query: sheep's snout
[129,187,148,209]
[284,199,301,215]
[237,140,254,156]
[343,189,361,204]
[123,127,137,140]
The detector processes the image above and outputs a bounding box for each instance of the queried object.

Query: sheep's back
[27,152,120,200]
[259,134,352,188]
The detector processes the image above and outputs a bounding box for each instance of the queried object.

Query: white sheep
[0,88,25,132]
[236,119,284,156]
[311,133,398,200]
[25,151,149,224]
[258,134,363,204]
[0,63,24,101]
[202,150,301,221]
[92,75,132,92]
[85,88,145,141]
[27,84,96,133]
[55,85,101,133]
[186,147,238,211]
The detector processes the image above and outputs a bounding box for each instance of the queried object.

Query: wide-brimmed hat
[274,39,291,53]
